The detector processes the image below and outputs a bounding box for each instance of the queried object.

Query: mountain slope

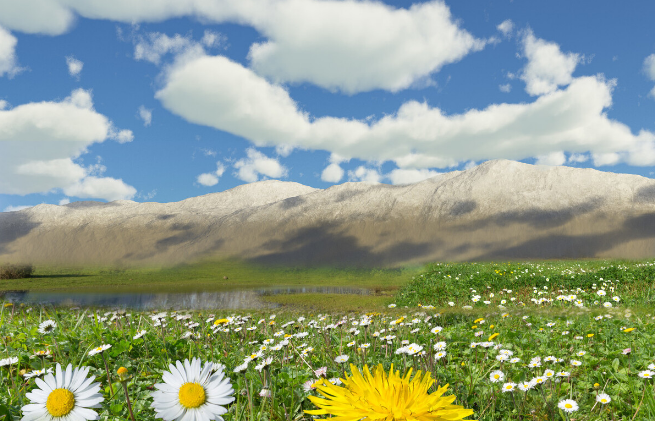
[2,160,655,267]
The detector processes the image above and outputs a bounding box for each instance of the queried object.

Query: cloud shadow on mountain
[0,213,41,255]
[247,222,440,268]
[472,212,655,260]
[453,197,605,231]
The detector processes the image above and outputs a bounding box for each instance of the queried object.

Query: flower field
[1,260,655,420]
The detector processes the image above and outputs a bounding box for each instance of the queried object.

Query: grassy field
[1,259,655,419]
[0,258,425,294]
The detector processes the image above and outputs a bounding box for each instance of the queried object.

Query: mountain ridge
[2,160,655,267]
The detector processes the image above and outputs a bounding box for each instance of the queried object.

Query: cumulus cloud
[196,162,226,186]
[3,205,31,212]
[520,29,580,96]
[65,55,83,78]
[156,52,655,173]
[134,32,204,65]
[58,197,70,205]
[246,0,485,93]
[0,89,136,200]
[499,83,511,93]
[321,163,344,183]
[534,151,566,166]
[644,54,655,98]
[347,166,381,184]
[568,153,589,163]
[0,25,22,77]
[386,168,440,185]
[233,148,287,183]
[0,0,484,94]
[497,19,514,38]
[138,105,152,126]
[63,176,136,202]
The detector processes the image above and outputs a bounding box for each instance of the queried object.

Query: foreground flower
[558,399,579,413]
[306,364,474,420]
[21,363,103,420]
[151,358,235,421]
[596,393,611,404]
[38,320,57,334]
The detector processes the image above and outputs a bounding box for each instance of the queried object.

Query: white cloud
[644,54,655,98]
[201,30,225,48]
[385,168,440,185]
[0,25,22,77]
[463,160,477,170]
[0,88,136,200]
[644,54,655,80]
[197,162,225,186]
[233,148,287,183]
[568,153,589,163]
[134,32,204,65]
[497,19,514,38]
[0,1,484,94]
[3,205,31,212]
[591,152,621,166]
[275,144,294,157]
[321,163,344,183]
[58,197,70,205]
[108,126,134,143]
[63,176,136,201]
[534,151,566,166]
[196,173,219,186]
[499,83,511,93]
[138,105,152,126]
[347,166,381,184]
[156,52,655,172]
[65,55,83,78]
[520,29,580,96]
[246,0,485,94]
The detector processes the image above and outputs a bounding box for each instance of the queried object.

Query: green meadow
[0,259,654,420]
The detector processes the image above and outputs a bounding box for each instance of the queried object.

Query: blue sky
[2,0,655,211]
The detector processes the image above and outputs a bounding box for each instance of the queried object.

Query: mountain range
[2,159,655,267]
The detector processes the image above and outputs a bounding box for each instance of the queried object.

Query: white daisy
[501,382,516,393]
[37,320,57,335]
[151,358,235,421]
[596,393,611,404]
[489,370,504,383]
[334,355,349,363]
[133,330,147,340]
[558,399,578,413]
[21,363,103,420]
[88,344,111,356]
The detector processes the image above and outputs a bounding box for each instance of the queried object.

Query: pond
[0,286,371,310]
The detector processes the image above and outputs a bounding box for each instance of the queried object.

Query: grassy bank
[395,259,655,309]
[0,258,426,294]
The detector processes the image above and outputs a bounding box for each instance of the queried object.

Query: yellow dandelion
[488,333,499,341]
[213,318,229,326]
[623,328,635,333]
[306,364,474,421]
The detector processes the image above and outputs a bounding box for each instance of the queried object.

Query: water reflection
[0,286,371,310]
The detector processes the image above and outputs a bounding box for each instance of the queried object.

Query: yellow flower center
[117,367,128,375]
[494,375,500,379]
[601,399,607,403]
[178,382,206,408]
[565,403,572,409]
[46,389,75,417]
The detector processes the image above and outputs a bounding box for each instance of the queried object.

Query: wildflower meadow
[0,260,654,420]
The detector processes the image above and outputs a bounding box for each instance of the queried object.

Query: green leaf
[612,358,619,371]
[0,404,13,421]
[110,403,124,414]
